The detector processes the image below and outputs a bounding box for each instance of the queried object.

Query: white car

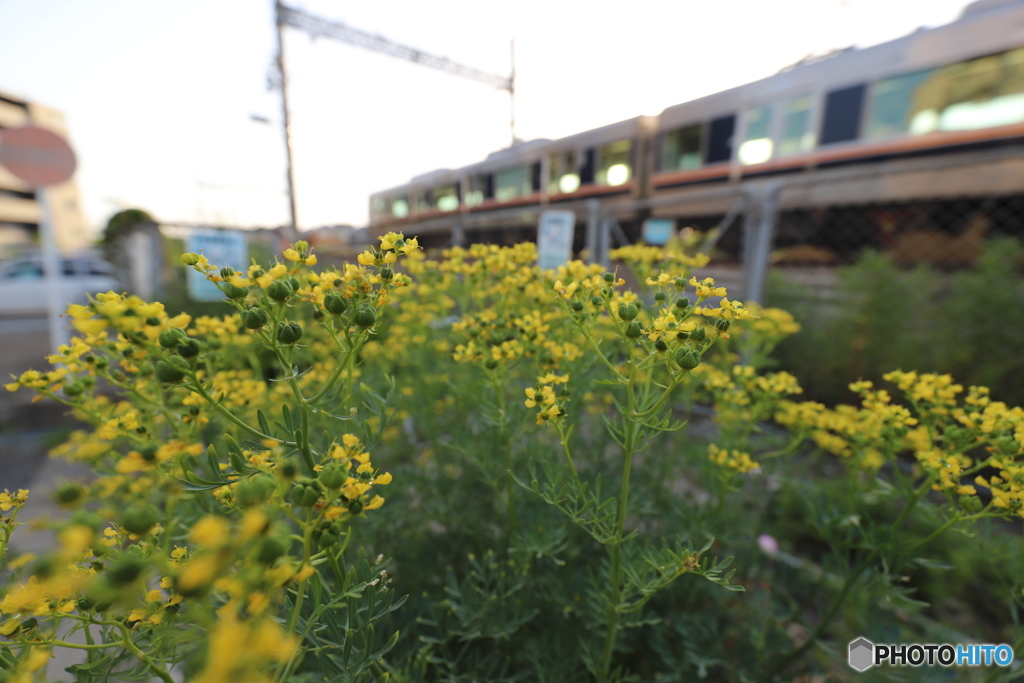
[0,254,120,316]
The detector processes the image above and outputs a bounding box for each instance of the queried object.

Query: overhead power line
[277,4,514,92]
[271,1,516,234]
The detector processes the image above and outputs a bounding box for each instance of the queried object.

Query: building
[0,89,89,254]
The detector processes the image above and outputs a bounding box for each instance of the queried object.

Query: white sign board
[186,230,248,302]
[537,210,575,270]
[642,218,674,246]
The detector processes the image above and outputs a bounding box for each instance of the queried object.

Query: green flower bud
[960,494,983,513]
[137,362,154,376]
[591,296,603,307]
[571,300,584,312]
[71,510,103,531]
[625,321,643,338]
[674,348,701,370]
[618,302,638,321]
[380,267,394,281]
[267,279,293,302]
[178,339,201,358]
[294,240,308,253]
[603,272,615,283]
[106,559,145,586]
[244,306,270,330]
[120,504,159,535]
[654,292,667,302]
[235,475,275,508]
[714,318,731,332]
[155,360,186,384]
[347,499,364,515]
[181,253,201,266]
[690,326,706,343]
[675,296,690,310]
[354,304,377,329]
[55,483,84,506]
[276,320,303,345]
[63,381,85,398]
[484,358,499,370]
[256,537,287,565]
[222,283,248,299]
[654,339,668,352]
[278,460,299,480]
[289,479,322,507]
[158,328,185,349]
[319,464,347,490]
[318,530,339,547]
[324,293,348,315]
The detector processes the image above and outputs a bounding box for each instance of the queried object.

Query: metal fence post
[742,182,780,303]
[585,199,601,264]
[451,220,465,248]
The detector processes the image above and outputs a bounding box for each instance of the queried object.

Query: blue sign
[186,230,248,302]
[642,219,674,246]
[537,211,575,270]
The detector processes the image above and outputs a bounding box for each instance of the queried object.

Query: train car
[370,0,1024,264]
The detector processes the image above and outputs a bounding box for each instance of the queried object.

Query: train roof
[374,0,1024,198]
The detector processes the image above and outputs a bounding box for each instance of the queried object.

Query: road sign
[0,126,77,186]
[186,230,249,302]
[537,210,575,270]
[642,218,674,246]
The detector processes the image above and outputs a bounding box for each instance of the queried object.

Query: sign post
[186,230,249,301]
[0,126,78,353]
[537,210,575,271]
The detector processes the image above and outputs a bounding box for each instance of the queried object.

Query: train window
[549,151,580,193]
[596,140,632,186]
[659,124,702,171]
[907,48,1024,134]
[865,70,933,139]
[706,115,735,163]
[414,190,432,213]
[531,161,542,192]
[779,96,815,156]
[465,174,486,206]
[820,84,865,144]
[391,198,408,219]
[495,166,530,202]
[371,197,385,217]
[435,184,459,211]
[739,105,773,165]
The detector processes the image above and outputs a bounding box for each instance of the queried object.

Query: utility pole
[509,40,516,146]
[270,2,517,232]
[274,0,299,238]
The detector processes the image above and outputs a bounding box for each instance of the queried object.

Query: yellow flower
[190,516,229,548]
[378,232,403,251]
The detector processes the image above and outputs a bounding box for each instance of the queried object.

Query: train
[368,0,1024,270]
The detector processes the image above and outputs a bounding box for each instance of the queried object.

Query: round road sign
[0,126,77,187]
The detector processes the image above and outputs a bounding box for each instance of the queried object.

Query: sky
[0,0,974,236]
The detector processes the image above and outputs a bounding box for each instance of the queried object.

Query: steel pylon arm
[277,3,514,92]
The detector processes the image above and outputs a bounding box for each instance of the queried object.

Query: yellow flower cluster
[708,443,759,474]
[525,373,570,425]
